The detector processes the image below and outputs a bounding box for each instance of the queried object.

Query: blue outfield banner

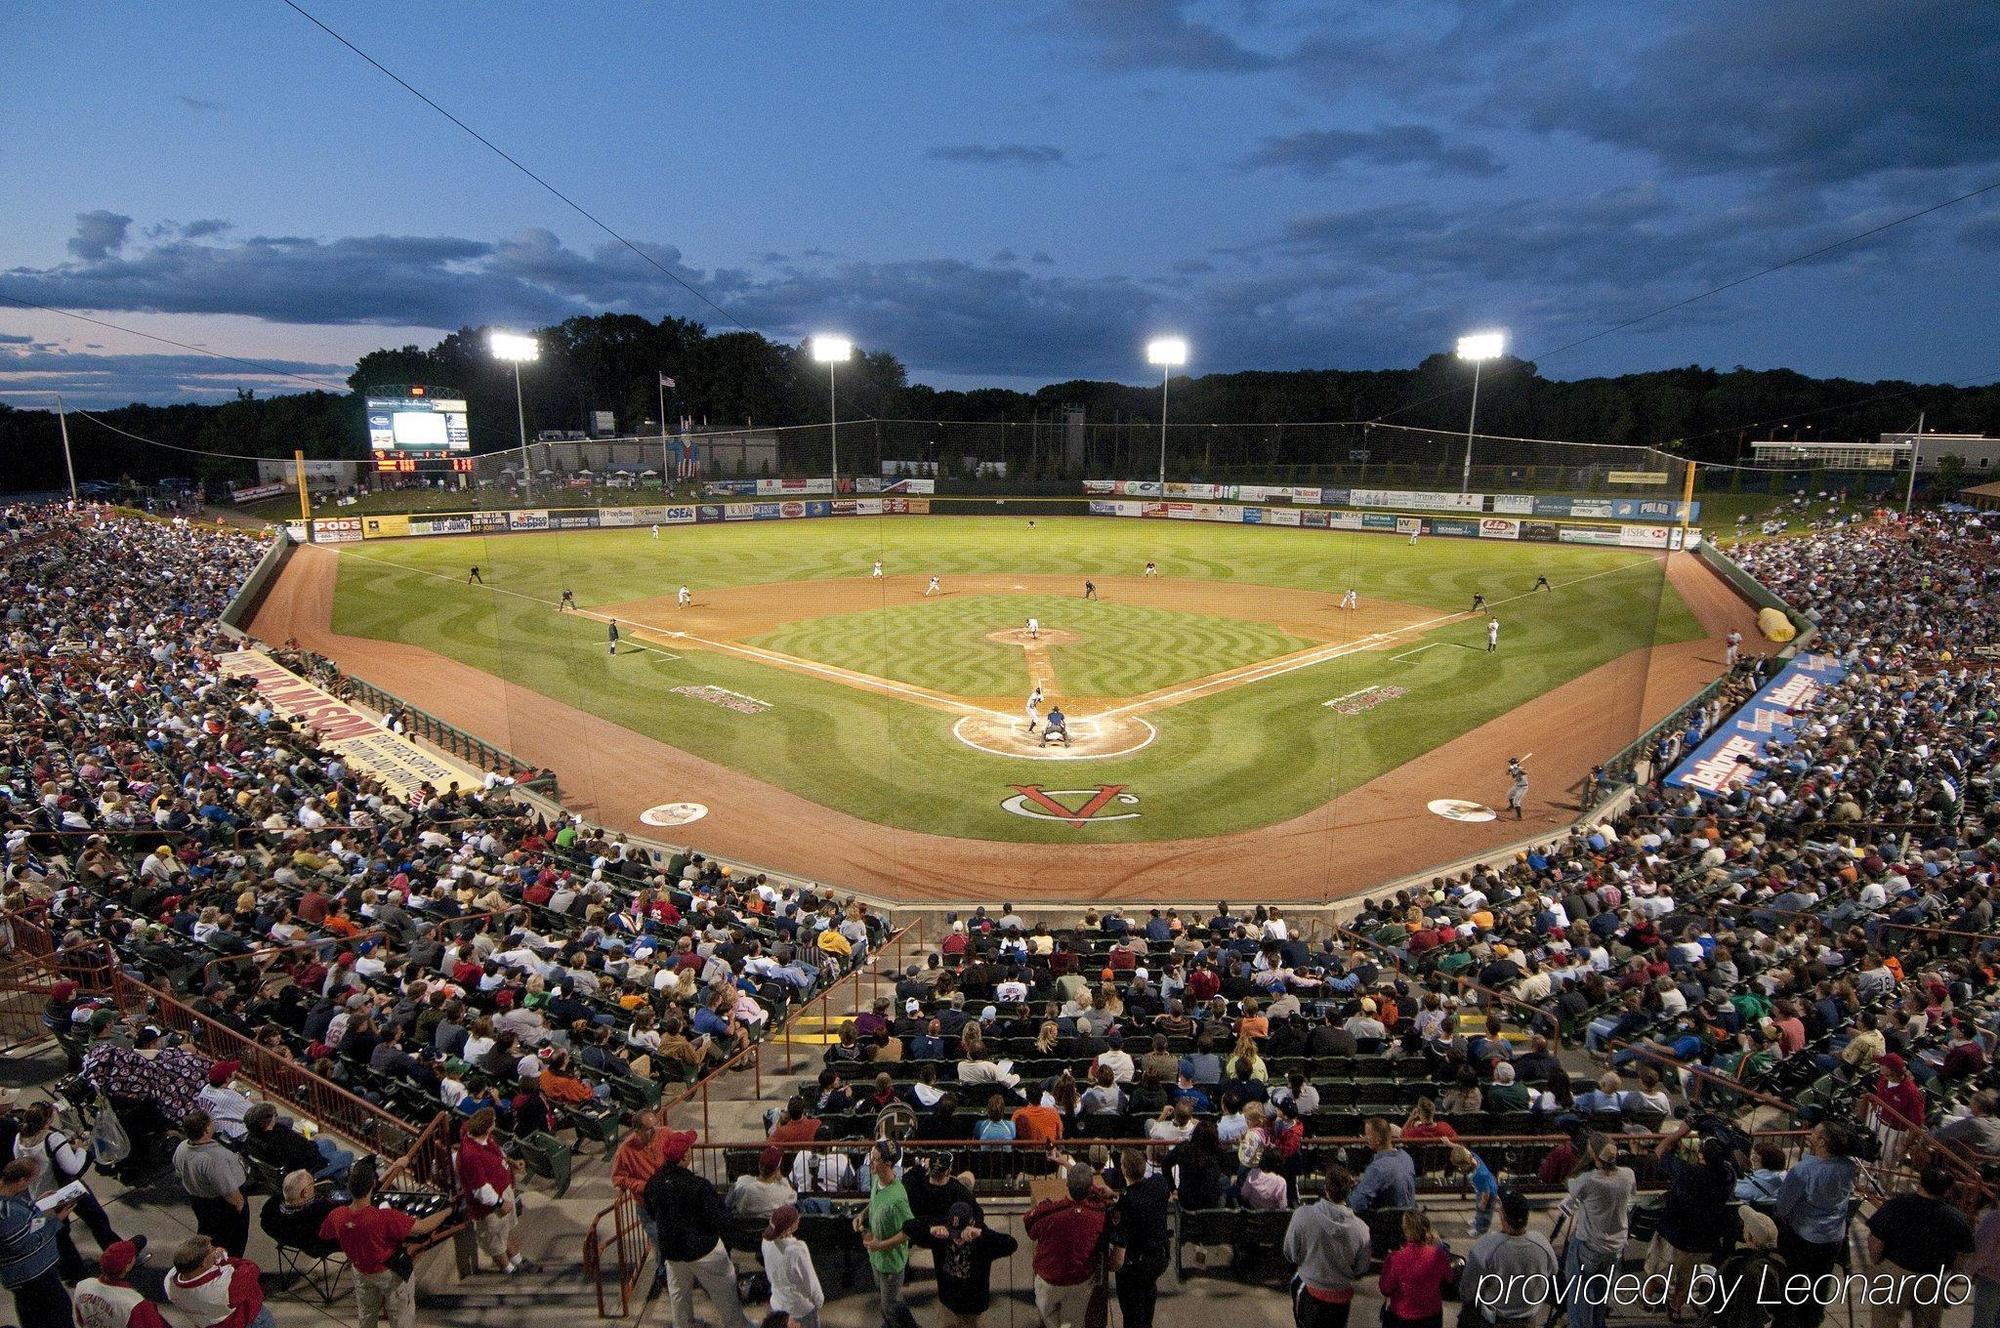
[1665,653,1849,795]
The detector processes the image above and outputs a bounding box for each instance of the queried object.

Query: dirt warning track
[250,544,1766,905]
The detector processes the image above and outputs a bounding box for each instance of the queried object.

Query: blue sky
[3,0,1998,407]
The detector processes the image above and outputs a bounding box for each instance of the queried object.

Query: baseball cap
[905,998,921,1014]
[759,1145,784,1173]
[207,1060,240,1087]
[1877,1052,1907,1074]
[98,1239,142,1278]
[762,1204,800,1241]
[659,1129,697,1164]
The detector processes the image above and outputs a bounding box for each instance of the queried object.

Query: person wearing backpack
[14,1099,124,1273]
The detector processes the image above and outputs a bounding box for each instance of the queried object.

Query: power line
[278,0,751,335]
[1368,175,2000,427]
[0,291,353,393]
[66,406,300,461]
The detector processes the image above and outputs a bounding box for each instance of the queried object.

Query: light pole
[1455,331,1503,493]
[811,335,853,487]
[1904,411,1926,516]
[1145,336,1188,491]
[489,331,540,500]
[51,393,76,502]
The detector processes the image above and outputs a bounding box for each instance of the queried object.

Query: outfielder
[871,559,884,578]
[677,585,692,608]
[467,565,483,584]
[1024,683,1044,733]
[1339,588,1359,611]
[1487,617,1500,652]
[651,524,660,539]
[926,575,941,596]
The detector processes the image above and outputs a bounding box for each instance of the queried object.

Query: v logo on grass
[1001,785,1140,827]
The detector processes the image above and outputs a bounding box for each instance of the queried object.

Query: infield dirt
[251,544,1765,905]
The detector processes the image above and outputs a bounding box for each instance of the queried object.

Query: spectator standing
[1380,1210,1454,1328]
[904,1200,1018,1328]
[1771,1123,1859,1328]
[173,1110,249,1258]
[642,1129,750,1328]
[858,1140,922,1328]
[1283,1164,1370,1328]
[1650,1122,1739,1318]
[1461,1190,1558,1328]
[1112,1148,1172,1328]
[760,1205,824,1328]
[1349,1117,1417,1215]
[1865,1167,1974,1328]
[457,1108,526,1274]
[163,1235,272,1328]
[318,1157,450,1328]
[0,1157,72,1328]
[1024,1164,1113,1328]
[1557,1137,1634,1328]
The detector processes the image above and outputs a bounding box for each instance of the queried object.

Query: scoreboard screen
[367,393,470,453]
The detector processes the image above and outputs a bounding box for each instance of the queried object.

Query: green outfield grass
[328,516,1703,841]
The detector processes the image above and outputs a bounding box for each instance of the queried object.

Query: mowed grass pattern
[749,595,1315,698]
[329,516,1703,841]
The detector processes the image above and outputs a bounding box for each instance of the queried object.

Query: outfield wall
[1085,497,1687,549]
[293,495,931,543]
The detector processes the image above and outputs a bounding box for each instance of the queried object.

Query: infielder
[607,620,620,655]
[1083,580,1098,601]
[1026,616,1040,640]
[1024,683,1044,733]
[1144,561,1158,577]
[1339,588,1359,611]
[558,588,577,611]
[677,585,692,608]
[1471,591,1488,612]
[467,565,483,584]
[1487,617,1500,652]
[1506,769,1528,819]
[1533,574,1552,592]
[926,575,941,596]
[871,560,884,578]
[1725,629,1743,666]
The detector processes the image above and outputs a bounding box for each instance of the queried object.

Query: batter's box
[1322,684,1407,715]
[672,684,772,715]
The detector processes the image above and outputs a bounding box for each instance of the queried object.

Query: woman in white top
[13,1099,124,1253]
[761,1204,823,1328]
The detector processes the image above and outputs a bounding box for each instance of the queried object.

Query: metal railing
[335,671,558,796]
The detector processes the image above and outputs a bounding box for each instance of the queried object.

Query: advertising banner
[856,498,884,516]
[1619,525,1670,548]
[1531,497,1574,517]
[1301,509,1330,528]
[1327,511,1365,530]
[1351,488,1484,512]
[1431,518,1480,537]
[852,477,884,494]
[508,509,551,531]
[1165,482,1225,500]
[805,501,832,518]
[361,514,411,539]
[470,511,511,531]
[596,507,637,527]
[218,649,486,797]
[1395,517,1423,536]
[550,512,599,529]
[232,482,288,504]
[1609,471,1670,485]
[1558,526,1623,545]
[704,480,757,497]
[1319,487,1351,506]
[749,503,783,521]
[1612,498,1699,522]
[1361,513,1400,530]
[312,517,362,543]
[1083,480,1117,495]
[779,501,806,518]
[1264,507,1301,526]
[1568,499,1616,519]
[697,504,726,523]
[1521,521,1560,543]
[1490,494,1535,515]
[908,498,931,514]
[1666,653,1849,795]
[663,505,697,524]
[1479,518,1521,540]
[408,516,472,537]
[1240,506,1263,524]
[283,522,307,542]
[882,478,936,495]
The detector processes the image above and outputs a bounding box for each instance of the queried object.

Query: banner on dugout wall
[1666,653,1849,795]
[218,649,488,797]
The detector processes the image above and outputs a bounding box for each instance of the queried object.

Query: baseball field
[274,514,1734,875]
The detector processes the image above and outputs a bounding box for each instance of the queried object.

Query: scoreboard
[366,387,473,474]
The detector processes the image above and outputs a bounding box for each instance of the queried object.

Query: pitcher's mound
[985,626,1083,648]
[953,712,1156,760]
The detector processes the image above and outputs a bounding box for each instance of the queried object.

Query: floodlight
[810,335,853,363]
[489,331,540,362]
[1456,331,1504,362]
[1146,336,1189,367]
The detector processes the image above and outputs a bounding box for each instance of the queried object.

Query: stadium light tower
[490,331,540,499]
[1146,336,1189,492]
[811,335,853,486]
[1455,330,1504,493]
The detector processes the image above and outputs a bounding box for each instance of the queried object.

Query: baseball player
[1024,684,1044,733]
[1026,616,1040,641]
[1339,588,1359,611]
[1471,591,1487,612]
[1083,580,1098,601]
[1506,768,1528,819]
[607,620,620,655]
[650,524,660,539]
[467,565,483,584]
[871,559,884,578]
[1041,704,1070,747]
[926,575,941,596]
[1487,617,1500,652]
[1028,519,1037,530]
[1725,629,1743,666]
[1144,561,1158,577]
[1533,574,1552,592]
[558,588,577,611]
[677,585,692,608]
[1409,527,1421,545]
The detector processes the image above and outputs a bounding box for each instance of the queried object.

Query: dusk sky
[4,1,1998,407]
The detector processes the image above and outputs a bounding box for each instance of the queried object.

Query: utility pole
[52,393,77,502]
[1904,411,1925,517]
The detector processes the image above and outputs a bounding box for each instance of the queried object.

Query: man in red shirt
[457,1108,525,1274]
[319,1158,450,1328]
[1023,1164,1113,1328]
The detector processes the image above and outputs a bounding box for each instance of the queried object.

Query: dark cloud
[68,211,132,262]
[0,333,34,345]
[1030,252,1055,265]
[1958,214,2000,252]
[0,348,350,409]
[1060,0,1281,73]
[991,249,1021,264]
[927,143,1068,168]
[175,94,220,112]
[182,219,232,239]
[1239,124,1501,178]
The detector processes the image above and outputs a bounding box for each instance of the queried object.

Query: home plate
[1428,798,1496,822]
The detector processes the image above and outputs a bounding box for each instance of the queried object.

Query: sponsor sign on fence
[508,509,551,531]
[1619,525,1670,548]
[1666,653,1849,795]
[1558,526,1623,545]
[882,478,937,495]
[312,517,362,543]
[408,516,472,536]
[1351,488,1485,512]
[1479,518,1520,540]
[232,482,289,504]
[597,507,637,527]
[1489,494,1535,515]
[362,515,410,539]
[471,511,511,531]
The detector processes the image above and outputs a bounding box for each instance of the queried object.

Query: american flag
[658,372,676,389]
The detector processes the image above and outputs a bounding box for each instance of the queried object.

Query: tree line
[2,311,1995,492]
